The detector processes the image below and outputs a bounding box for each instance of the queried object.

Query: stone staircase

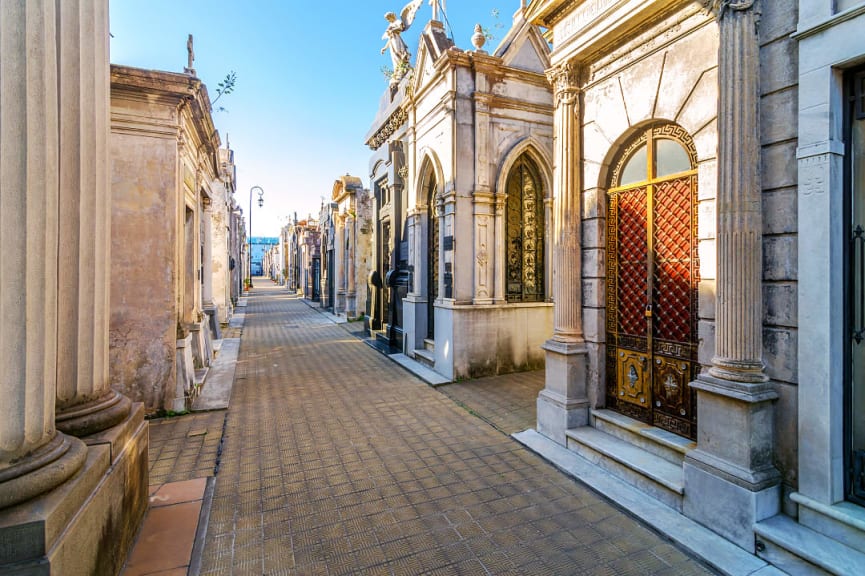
[566,409,695,511]
[755,496,865,575]
[412,338,436,368]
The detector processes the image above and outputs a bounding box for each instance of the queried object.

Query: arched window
[505,155,545,303]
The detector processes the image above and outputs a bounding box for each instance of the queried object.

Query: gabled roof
[492,9,551,74]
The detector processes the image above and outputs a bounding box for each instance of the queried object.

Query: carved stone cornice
[545,61,581,106]
[366,106,408,151]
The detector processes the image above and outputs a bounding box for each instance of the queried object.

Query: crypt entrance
[605,124,700,440]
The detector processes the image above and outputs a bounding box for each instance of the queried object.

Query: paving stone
[196,287,716,574]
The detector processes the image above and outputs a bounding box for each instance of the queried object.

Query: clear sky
[110,0,515,237]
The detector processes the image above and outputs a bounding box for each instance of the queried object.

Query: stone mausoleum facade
[522,0,865,571]
[110,64,226,414]
[318,175,374,319]
[366,10,555,380]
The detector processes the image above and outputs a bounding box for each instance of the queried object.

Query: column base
[684,458,780,551]
[203,305,222,340]
[175,334,195,412]
[0,405,148,574]
[56,389,132,437]
[0,433,87,510]
[536,339,589,445]
[683,372,781,551]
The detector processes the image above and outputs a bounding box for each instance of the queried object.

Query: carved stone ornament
[367,107,409,150]
[704,0,757,19]
[545,61,580,98]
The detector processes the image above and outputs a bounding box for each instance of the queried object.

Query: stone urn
[472,24,486,52]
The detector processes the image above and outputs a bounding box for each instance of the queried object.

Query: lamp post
[249,185,264,287]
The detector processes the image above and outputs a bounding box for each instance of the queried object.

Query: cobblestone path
[199,283,714,576]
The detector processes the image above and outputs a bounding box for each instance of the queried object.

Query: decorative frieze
[367,107,408,150]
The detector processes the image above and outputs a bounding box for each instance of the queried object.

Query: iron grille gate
[428,187,439,340]
[506,157,545,303]
[605,126,700,440]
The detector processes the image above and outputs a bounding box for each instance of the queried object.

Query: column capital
[546,61,581,104]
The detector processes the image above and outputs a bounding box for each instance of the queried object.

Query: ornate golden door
[605,125,700,439]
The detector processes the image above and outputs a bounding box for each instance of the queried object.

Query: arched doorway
[426,173,439,339]
[605,124,700,439]
[505,155,545,303]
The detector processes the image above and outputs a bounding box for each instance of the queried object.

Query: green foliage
[147,409,190,420]
[211,70,237,113]
[482,8,504,42]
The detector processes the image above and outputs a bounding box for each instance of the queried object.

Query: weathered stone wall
[109,125,178,411]
[758,0,800,500]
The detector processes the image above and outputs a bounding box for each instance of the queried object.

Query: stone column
[0,0,87,509]
[335,215,346,313]
[536,61,590,444]
[494,193,506,303]
[472,193,495,305]
[55,0,131,437]
[683,0,780,551]
[202,199,214,306]
[346,214,356,313]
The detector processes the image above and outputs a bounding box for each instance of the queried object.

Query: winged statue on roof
[381,0,424,84]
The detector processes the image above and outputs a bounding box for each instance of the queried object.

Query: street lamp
[249,185,264,287]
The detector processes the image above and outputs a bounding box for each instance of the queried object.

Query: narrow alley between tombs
[182,283,714,575]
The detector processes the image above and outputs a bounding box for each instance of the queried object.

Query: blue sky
[110,0,515,237]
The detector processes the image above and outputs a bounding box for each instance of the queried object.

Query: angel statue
[381,0,424,85]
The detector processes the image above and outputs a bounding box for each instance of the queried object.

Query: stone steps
[592,409,695,466]
[755,514,865,575]
[412,347,435,368]
[566,411,690,511]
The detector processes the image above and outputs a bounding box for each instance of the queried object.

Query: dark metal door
[845,67,865,504]
[427,189,438,339]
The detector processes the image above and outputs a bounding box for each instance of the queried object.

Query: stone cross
[187,34,194,69]
[429,0,446,21]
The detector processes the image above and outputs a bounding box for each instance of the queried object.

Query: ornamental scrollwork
[367,107,409,151]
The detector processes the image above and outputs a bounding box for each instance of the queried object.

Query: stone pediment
[412,20,456,99]
[493,10,551,73]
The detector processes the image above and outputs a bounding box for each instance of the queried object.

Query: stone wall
[759,0,800,502]
[109,122,178,411]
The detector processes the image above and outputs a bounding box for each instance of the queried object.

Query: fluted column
[0,0,87,509]
[536,61,590,444]
[709,0,766,385]
[549,62,583,342]
[346,215,356,297]
[55,0,131,437]
[684,0,780,550]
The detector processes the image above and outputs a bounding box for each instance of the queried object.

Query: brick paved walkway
[148,410,225,485]
[199,285,715,575]
[438,371,545,435]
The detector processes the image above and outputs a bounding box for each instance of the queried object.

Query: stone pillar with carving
[536,62,590,444]
[473,194,495,305]
[346,213,356,315]
[494,192,507,303]
[0,0,89,512]
[55,0,131,437]
[335,214,346,313]
[683,0,780,551]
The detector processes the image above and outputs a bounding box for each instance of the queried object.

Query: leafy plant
[211,70,236,113]
[482,8,504,42]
